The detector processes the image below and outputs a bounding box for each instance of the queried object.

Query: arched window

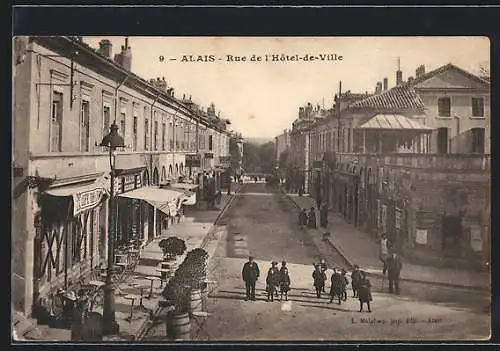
[161,166,167,182]
[175,164,179,177]
[143,169,150,186]
[168,165,173,179]
[153,168,159,185]
[180,163,184,175]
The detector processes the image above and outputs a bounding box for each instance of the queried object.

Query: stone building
[12,36,231,317]
[288,62,491,268]
[275,129,291,163]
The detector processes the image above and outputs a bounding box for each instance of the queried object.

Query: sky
[84,37,489,139]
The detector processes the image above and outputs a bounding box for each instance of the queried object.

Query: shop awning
[117,186,184,216]
[357,114,434,131]
[44,181,107,217]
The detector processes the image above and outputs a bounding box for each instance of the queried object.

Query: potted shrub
[158,237,187,280]
[161,269,191,340]
[177,248,209,313]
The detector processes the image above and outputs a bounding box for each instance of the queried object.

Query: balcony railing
[335,153,491,172]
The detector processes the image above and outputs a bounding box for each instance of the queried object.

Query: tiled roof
[347,84,425,111]
[339,91,372,100]
[358,114,434,131]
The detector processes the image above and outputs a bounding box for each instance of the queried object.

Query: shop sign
[313,160,323,169]
[416,229,427,245]
[122,174,136,193]
[74,189,104,216]
[470,225,483,252]
[186,154,201,167]
[395,207,402,229]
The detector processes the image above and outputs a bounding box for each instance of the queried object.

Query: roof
[347,85,425,111]
[357,114,434,131]
[338,91,373,100]
[406,63,490,89]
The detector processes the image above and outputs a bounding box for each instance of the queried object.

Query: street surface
[197,183,490,341]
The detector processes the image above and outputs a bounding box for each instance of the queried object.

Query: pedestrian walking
[266,261,280,302]
[341,268,349,301]
[312,264,327,298]
[299,208,308,226]
[319,258,328,292]
[328,268,345,305]
[307,207,317,229]
[350,265,362,298]
[358,271,372,312]
[320,203,329,229]
[279,267,291,301]
[386,251,403,294]
[242,256,260,301]
[378,234,391,275]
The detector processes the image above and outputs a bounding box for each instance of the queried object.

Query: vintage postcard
[12,36,490,342]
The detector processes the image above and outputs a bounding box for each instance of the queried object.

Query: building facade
[274,129,291,162]
[12,36,231,317]
[288,63,490,268]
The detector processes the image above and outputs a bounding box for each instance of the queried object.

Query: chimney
[97,39,112,58]
[119,37,132,71]
[396,70,403,85]
[416,64,425,78]
[375,82,382,93]
[408,76,415,84]
[383,77,388,90]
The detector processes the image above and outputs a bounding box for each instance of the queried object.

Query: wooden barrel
[166,311,191,340]
[190,289,203,313]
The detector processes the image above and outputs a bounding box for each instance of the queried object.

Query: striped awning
[118,186,184,216]
[358,114,434,131]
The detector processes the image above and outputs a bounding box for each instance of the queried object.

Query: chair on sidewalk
[190,311,212,340]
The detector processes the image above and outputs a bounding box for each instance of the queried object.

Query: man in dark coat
[386,252,403,294]
[358,271,372,312]
[242,256,260,301]
[299,209,308,227]
[320,203,329,228]
[319,258,328,292]
[312,264,326,298]
[307,207,317,229]
[350,265,362,298]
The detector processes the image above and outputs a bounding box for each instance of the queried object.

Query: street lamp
[99,121,125,335]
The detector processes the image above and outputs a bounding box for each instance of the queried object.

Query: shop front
[332,170,359,225]
[118,185,185,241]
[33,177,108,320]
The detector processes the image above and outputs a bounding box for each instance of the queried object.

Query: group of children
[265,259,374,312]
[265,261,291,302]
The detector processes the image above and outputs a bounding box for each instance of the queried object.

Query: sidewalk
[31,183,241,342]
[284,192,490,292]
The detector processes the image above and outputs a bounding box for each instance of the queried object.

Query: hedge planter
[166,311,191,341]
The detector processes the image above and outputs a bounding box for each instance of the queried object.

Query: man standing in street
[242,256,260,301]
[386,251,403,294]
[378,234,390,275]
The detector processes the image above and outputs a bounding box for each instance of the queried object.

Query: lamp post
[99,122,125,336]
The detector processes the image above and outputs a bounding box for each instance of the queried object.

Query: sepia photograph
[12,36,491,342]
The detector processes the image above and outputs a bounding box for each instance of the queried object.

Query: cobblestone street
[198,183,489,341]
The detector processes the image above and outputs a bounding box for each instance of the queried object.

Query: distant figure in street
[386,252,403,294]
[358,271,372,312]
[351,265,362,298]
[266,261,280,302]
[254,176,258,183]
[279,266,291,301]
[329,268,345,305]
[299,208,308,226]
[215,190,222,205]
[320,203,329,229]
[341,268,349,301]
[378,234,390,275]
[307,207,317,229]
[319,258,328,292]
[298,187,304,197]
[312,264,327,298]
[242,256,260,301]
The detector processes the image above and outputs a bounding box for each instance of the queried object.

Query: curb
[137,183,243,340]
[280,190,490,293]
